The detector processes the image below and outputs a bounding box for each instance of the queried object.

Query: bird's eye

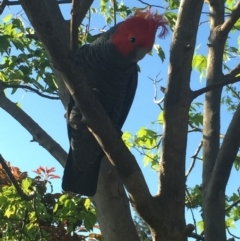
[130,37,136,43]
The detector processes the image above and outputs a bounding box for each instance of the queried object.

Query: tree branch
[0,0,71,15]
[202,2,229,239]
[92,157,140,241]
[70,0,94,51]
[137,0,166,9]
[0,154,36,201]
[192,74,240,99]
[1,81,60,100]
[188,232,204,240]
[156,0,204,238]
[225,197,240,212]
[193,63,240,99]
[220,1,240,37]
[0,83,67,166]
[185,141,203,178]
[209,102,240,194]
[226,226,240,240]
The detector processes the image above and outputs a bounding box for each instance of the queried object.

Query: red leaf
[46,167,55,174]
[33,169,41,174]
[48,174,61,179]
[39,166,45,173]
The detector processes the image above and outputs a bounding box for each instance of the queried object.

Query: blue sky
[0,0,240,238]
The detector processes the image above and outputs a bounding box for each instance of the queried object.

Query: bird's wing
[119,64,138,129]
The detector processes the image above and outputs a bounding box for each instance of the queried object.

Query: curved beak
[132,48,149,62]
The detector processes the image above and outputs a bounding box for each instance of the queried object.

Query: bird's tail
[62,149,104,196]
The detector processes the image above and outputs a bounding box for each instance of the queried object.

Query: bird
[62,10,168,196]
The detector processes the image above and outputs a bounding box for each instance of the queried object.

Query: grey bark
[0,83,67,166]
[202,1,240,240]
[92,157,140,241]
[154,0,204,240]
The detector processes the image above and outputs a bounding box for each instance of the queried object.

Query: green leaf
[225,0,235,10]
[3,14,12,23]
[15,102,21,108]
[192,54,207,80]
[84,198,91,210]
[226,217,236,228]
[164,11,177,30]
[91,7,97,13]
[229,193,239,202]
[21,177,33,192]
[135,128,158,150]
[164,0,180,9]
[234,155,240,170]
[5,205,16,218]
[0,35,11,53]
[53,203,58,213]
[64,199,72,208]
[0,195,7,205]
[59,194,68,203]
[82,211,97,231]
[122,131,133,149]
[197,220,204,232]
[169,0,180,9]
[158,111,164,125]
[154,44,165,62]
[100,0,109,14]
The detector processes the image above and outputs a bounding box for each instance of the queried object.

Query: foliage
[0,163,99,241]
[0,15,57,97]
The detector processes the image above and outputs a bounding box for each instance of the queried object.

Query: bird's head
[111,10,168,62]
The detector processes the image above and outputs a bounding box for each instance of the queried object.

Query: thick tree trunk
[202,1,226,240]
[93,157,140,241]
[155,0,204,240]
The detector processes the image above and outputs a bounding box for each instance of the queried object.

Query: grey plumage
[62,25,138,196]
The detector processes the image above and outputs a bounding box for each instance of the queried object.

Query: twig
[226,84,240,100]
[188,121,203,133]
[0,54,39,70]
[137,0,166,9]
[1,82,59,100]
[19,209,28,241]
[226,226,240,239]
[185,189,197,233]
[112,0,117,26]
[186,141,203,178]
[0,83,67,166]
[188,232,205,240]
[25,34,38,41]
[188,127,203,133]
[0,154,36,201]
[192,64,240,99]
[199,20,210,26]
[225,197,240,212]
[33,197,44,240]
[149,74,164,109]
